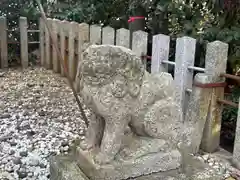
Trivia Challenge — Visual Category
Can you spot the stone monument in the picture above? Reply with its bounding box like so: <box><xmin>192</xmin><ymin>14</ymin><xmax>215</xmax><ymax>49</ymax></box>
<box><xmin>50</xmin><ymin>45</ymin><xmax>221</xmax><ymax>180</ymax></box>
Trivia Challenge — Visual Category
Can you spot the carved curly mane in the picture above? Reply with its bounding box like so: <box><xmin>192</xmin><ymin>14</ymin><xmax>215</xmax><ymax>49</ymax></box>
<box><xmin>80</xmin><ymin>45</ymin><xmax>145</xmax><ymax>97</ymax></box>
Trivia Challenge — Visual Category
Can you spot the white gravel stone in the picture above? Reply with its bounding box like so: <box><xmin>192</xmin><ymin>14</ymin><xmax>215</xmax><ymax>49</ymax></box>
<box><xmin>0</xmin><ymin>67</ymin><xmax>88</xmax><ymax>179</ymax></box>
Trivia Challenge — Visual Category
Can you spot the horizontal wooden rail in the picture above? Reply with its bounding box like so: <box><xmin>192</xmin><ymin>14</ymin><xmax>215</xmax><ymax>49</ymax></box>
<box><xmin>28</xmin><ymin>41</ymin><xmax>40</xmax><ymax>44</ymax></box>
<box><xmin>28</xmin><ymin>30</ymin><xmax>40</xmax><ymax>33</ymax></box>
<box><xmin>220</xmin><ymin>73</ymin><xmax>240</xmax><ymax>82</ymax></box>
<box><xmin>218</xmin><ymin>99</ymin><xmax>239</xmax><ymax>108</ymax></box>
<box><xmin>8</xmin><ymin>41</ymin><xmax>20</xmax><ymax>44</ymax></box>
<box><xmin>7</xmin><ymin>29</ymin><xmax>20</xmax><ymax>32</ymax></box>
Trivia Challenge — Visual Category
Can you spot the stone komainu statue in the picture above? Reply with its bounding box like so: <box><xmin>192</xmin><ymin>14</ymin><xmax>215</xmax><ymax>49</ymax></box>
<box><xmin>77</xmin><ymin>44</ymin><xmax>189</xmax><ymax>165</ymax></box>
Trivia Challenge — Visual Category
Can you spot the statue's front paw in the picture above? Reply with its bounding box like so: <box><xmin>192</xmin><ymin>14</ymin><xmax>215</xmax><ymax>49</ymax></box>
<box><xmin>94</xmin><ymin>153</ymin><xmax>112</xmax><ymax>165</ymax></box>
<box><xmin>79</xmin><ymin>140</ymin><xmax>94</xmax><ymax>150</ymax></box>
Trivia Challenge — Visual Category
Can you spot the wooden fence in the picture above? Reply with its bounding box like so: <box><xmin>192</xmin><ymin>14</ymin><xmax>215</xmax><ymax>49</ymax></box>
<box><xmin>0</xmin><ymin>16</ymin><xmax>40</xmax><ymax>68</ymax></box>
<box><xmin>0</xmin><ymin>16</ymin><xmax>240</xmax><ymax>168</ymax></box>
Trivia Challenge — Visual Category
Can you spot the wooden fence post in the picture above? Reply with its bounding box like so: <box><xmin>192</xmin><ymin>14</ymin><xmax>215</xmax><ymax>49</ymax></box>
<box><xmin>90</xmin><ymin>25</ymin><xmax>102</xmax><ymax>45</ymax></box>
<box><xmin>174</xmin><ymin>36</ymin><xmax>196</xmax><ymax>115</ymax></box>
<box><xmin>116</xmin><ymin>28</ymin><xmax>130</xmax><ymax>49</ymax></box>
<box><xmin>200</xmin><ymin>41</ymin><xmax>228</xmax><ymax>152</ymax></box>
<box><xmin>39</xmin><ymin>17</ymin><xmax>45</xmax><ymax>67</ymax></box>
<box><xmin>52</xmin><ymin>19</ymin><xmax>60</xmax><ymax>73</ymax></box>
<box><xmin>60</xmin><ymin>20</ymin><xmax>68</xmax><ymax>76</ymax></box>
<box><xmin>19</xmin><ymin>17</ymin><xmax>28</xmax><ymax>68</ymax></box>
<box><xmin>75</xmin><ymin>23</ymin><xmax>89</xmax><ymax>92</ymax></box>
<box><xmin>45</xmin><ymin>18</ymin><xmax>52</xmax><ymax>69</ymax></box>
<box><xmin>233</xmin><ymin>98</ymin><xmax>240</xmax><ymax>169</ymax></box>
<box><xmin>68</xmin><ymin>22</ymin><xmax>78</xmax><ymax>80</ymax></box>
<box><xmin>102</xmin><ymin>26</ymin><xmax>115</xmax><ymax>45</ymax></box>
<box><xmin>132</xmin><ymin>30</ymin><xmax>148</xmax><ymax>68</ymax></box>
<box><xmin>151</xmin><ymin>34</ymin><xmax>170</xmax><ymax>73</ymax></box>
<box><xmin>0</xmin><ymin>16</ymin><xmax>8</xmax><ymax>68</ymax></box>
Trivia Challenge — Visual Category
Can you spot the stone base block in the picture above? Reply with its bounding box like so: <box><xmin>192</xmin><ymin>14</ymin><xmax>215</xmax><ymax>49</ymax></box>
<box><xmin>75</xmin><ymin>135</ymin><xmax>182</xmax><ymax>180</ymax></box>
<box><xmin>50</xmin><ymin>154</ymin><xmax>222</xmax><ymax>180</ymax></box>
<box><xmin>50</xmin><ymin>155</ymin><xmax>89</xmax><ymax>180</ymax></box>
<box><xmin>75</xmin><ymin>147</ymin><xmax>181</xmax><ymax>180</ymax></box>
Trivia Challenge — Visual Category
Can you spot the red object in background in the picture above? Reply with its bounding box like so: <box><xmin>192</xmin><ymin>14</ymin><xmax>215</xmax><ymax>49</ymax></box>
<box><xmin>128</xmin><ymin>16</ymin><xmax>145</xmax><ymax>23</ymax></box>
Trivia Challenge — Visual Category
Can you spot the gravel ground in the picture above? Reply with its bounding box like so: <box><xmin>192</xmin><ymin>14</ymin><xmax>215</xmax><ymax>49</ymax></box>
<box><xmin>0</xmin><ymin>67</ymin><xmax>239</xmax><ymax>180</ymax></box>
<box><xmin>0</xmin><ymin>67</ymin><xmax>88</xmax><ymax>180</ymax></box>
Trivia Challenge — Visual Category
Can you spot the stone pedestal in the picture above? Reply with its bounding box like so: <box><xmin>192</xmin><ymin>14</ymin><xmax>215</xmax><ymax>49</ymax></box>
<box><xmin>50</xmin><ymin>154</ymin><xmax>222</xmax><ymax>180</ymax></box>
<box><xmin>50</xmin><ymin>134</ymin><xmax>222</xmax><ymax>180</ymax></box>
<box><xmin>75</xmin><ymin>135</ymin><xmax>182</xmax><ymax>180</ymax></box>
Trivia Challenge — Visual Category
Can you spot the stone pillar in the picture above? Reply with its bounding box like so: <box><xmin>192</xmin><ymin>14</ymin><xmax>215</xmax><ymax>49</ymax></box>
<box><xmin>174</xmin><ymin>36</ymin><xmax>196</xmax><ymax>116</ymax></box>
<box><xmin>184</xmin><ymin>73</ymin><xmax>212</xmax><ymax>154</ymax></box>
<box><xmin>151</xmin><ymin>34</ymin><xmax>170</xmax><ymax>73</ymax></box>
<box><xmin>0</xmin><ymin>16</ymin><xmax>8</xmax><ymax>68</ymax></box>
<box><xmin>232</xmin><ymin>98</ymin><xmax>240</xmax><ymax>169</ymax></box>
<box><xmin>19</xmin><ymin>17</ymin><xmax>28</xmax><ymax>68</ymax></box>
<box><xmin>200</xmin><ymin>41</ymin><xmax>228</xmax><ymax>153</ymax></box>
<box><xmin>116</xmin><ymin>28</ymin><xmax>130</xmax><ymax>49</ymax></box>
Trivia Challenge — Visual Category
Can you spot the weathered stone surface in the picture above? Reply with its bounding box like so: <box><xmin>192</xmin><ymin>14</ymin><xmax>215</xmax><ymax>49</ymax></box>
<box><xmin>49</xmin><ymin>153</ymin><xmax>221</xmax><ymax>180</ymax></box>
<box><xmin>184</xmin><ymin>73</ymin><xmax>213</xmax><ymax>154</ymax></box>
<box><xmin>77</xmin><ymin>44</ymin><xmax>185</xmax><ymax>166</ymax></box>
<box><xmin>232</xmin><ymin>98</ymin><xmax>240</xmax><ymax>169</ymax></box>
<box><xmin>174</xmin><ymin>36</ymin><xmax>196</xmax><ymax>114</ymax></box>
<box><xmin>50</xmin><ymin>155</ymin><xmax>89</xmax><ymax>180</ymax></box>
<box><xmin>76</xmin><ymin>133</ymin><xmax>182</xmax><ymax>180</ymax></box>
<box><xmin>116</xmin><ymin>28</ymin><xmax>130</xmax><ymax>48</ymax></box>
<box><xmin>72</xmin><ymin>44</ymin><xmax>223</xmax><ymax>180</ymax></box>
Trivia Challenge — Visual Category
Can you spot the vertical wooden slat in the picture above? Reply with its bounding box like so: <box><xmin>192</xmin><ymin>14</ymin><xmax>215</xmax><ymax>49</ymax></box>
<box><xmin>116</xmin><ymin>28</ymin><xmax>130</xmax><ymax>48</ymax></box>
<box><xmin>56</xmin><ymin>19</ymin><xmax>61</xmax><ymax>73</ymax></box>
<box><xmin>151</xmin><ymin>34</ymin><xmax>170</xmax><ymax>73</ymax></box>
<box><xmin>75</xmin><ymin>23</ymin><xmax>90</xmax><ymax>92</ymax></box>
<box><xmin>102</xmin><ymin>26</ymin><xmax>115</xmax><ymax>45</ymax></box>
<box><xmin>68</xmin><ymin>22</ymin><xmax>78</xmax><ymax>80</ymax></box>
<box><xmin>19</xmin><ymin>17</ymin><xmax>28</xmax><ymax>68</ymax></box>
<box><xmin>60</xmin><ymin>20</ymin><xmax>68</xmax><ymax>76</ymax></box>
<box><xmin>39</xmin><ymin>17</ymin><xmax>45</xmax><ymax>67</ymax></box>
<box><xmin>45</xmin><ymin>18</ymin><xmax>51</xmax><ymax>69</ymax></box>
<box><xmin>0</xmin><ymin>16</ymin><xmax>8</xmax><ymax>68</ymax></box>
<box><xmin>200</xmin><ymin>41</ymin><xmax>228</xmax><ymax>153</ymax></box>
<box><xmin>52</xmin><ymin>19</ymin><xmax>59</xmax><ymax>73</ymax></box>
<box><xmin>131</xmin><ymin>30</ymin><xmax>148</xmax><ymax>68</ymax></box>
<box><xmin>174</xmin><ymin>36</ymin><xmax>196</xmax><ymax>115</ymax></box>
<box><xmin>90</xmin><ymin>25</ymin><xmax>101</xmax><ymax>45</ymax></box>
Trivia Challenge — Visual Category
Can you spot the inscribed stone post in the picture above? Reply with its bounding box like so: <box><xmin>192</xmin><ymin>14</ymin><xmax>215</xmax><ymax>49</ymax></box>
<box><xmin>90</xmin><ymin>25</ymin><xmax>101</xmax><ymax>45</ymax></box>
<box><xmin>131</xmin><ymin>30</ymin><xmax>148</xmax><ymax>69</ymax></box>
<box><xmin>68</xmin><ymin>22</ymin><xmax>78</xmax><ymax>80</ymax></box>
<box><xmin>102</xmin><ymin>26</ymin><xmax>115</xmax><ymax>45</ymax></box>
<box><xmin>45</xmin><ymin>18</ymin><xmax>52</xmax><ymax>69</ymax></box>
<box><xmin>151</xmin><ymin>34</ymin><xmax>170</xmax><ymax>73</ymax></box>
<box><xmin>39</xmin><ymin>17</ymin><xmax>45</xmax><ymax>67</ymax></box>
<box><xmin>0</xmin><ymin>16</ymin><xmax>8</xmax><ymax>68</ymax></box>
<box><xmin>184</xmin><ymin>73</ymin><xmax>212</xmax><ymax>154</ymax></box>
<box><xmin>116</xmin><ymin>28</ymin><xmax>130</xmax><ymax>49</ymax></box>
<box><xmin>233</xmin><ymin>98</ymin><xmax>240</xmax><ymax>169</ymax></box>
<box><xmin>174</xmin><ymin>36</ymin><xmax>196</xmax><ymax>115</ymax></box>
<box><xmin>75</xmin><ymin>23</ymin><xmax>89</xmax><ymax>92</ymax></box>
<box><xmin>200</xmin><ymin>41</ymin><xmax>228</xmax><ymax>153</ymax></box>
<box><xmin>19</xmin><ymin>17</ymin><xmax>28</xmax><ymax>68</ymax></box>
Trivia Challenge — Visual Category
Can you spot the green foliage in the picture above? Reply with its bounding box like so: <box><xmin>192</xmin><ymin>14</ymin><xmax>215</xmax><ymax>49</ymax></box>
<box><xmin>1</xmin><ymin>0</ymin><xmax>240</xmax><ymax>128</ymax></box>
<box><xmin>0</xmin><ymin>0</ymin><xmax>47</xmax><ymax>65</ymax></box>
